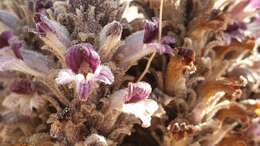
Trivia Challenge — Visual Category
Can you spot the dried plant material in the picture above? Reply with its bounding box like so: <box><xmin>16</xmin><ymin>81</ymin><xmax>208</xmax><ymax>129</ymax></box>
<box><xmin>215</xmin><ymin>104</ymin><xmax>251</xmax><ymax>127</ymax></box>
<box><xmin>2</xmin><ymin>93</ymin><xmax>46</xmax><ymax>117</ymax></box>
<box><xmin>212</xmin><ymin>38</ymin><xmax>255</xmax><ymax>61</ymax></box>
<box><xmin>0</xmin><ymin>0</ymin><xmax>258</xmax><ymax>146</ymax></box>
<box><xmin>99</xmin><ymin>21</ymin><xmax>123</xmax><ymax>61</ymax></box>
<box><xmin>188</xmin><ymin>13</ymin><xmax>229</xmax><ymax>54</ymax></box>
<box><xmin>200</xmin><ymin>122</ymin><xmax>238</xmax><ymax>146</ymax></box>
<box><xmin>216</xmin><ymin>134</ymin><xmax>248</xmax><ymax>146</ymax></box>
<box><xmin>191</xmin><ymin>77</ymin><xmax>246</xmax><ymax>123</ymax></box>
<box><xmin>34</xmin><ymin>13</ymin><xmax>71</xmax><ymax>66</ymax></box>
<box><xmin>197</xmin><ymin>78</ymin><xmax>245</xmax><ymax>101</ymax></box>
<box><xmin>84</xmin><ymin>134</ymin><xmax>108</xmax><ymax>146</ymax></box>
<box><xmin>165</xmin><ymin>48</ymin><xmax>195</xmax><ymax>97</ymax></box>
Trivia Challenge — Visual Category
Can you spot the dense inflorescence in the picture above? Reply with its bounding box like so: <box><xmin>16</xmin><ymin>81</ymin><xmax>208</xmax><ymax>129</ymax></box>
<box><xmin>0</xmin><ymin>0</ymin><xmax>259</xmax><ymax>146</ymax></box>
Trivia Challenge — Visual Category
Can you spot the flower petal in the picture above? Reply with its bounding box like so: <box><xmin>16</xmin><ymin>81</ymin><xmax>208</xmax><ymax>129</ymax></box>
<box><xmin>249</xmin><ymin>0</ymin><xmax>260</xmax><ymax>9</ymax></box>
<box><xmin>76</xmin><ymin>79</ymin><xmax>95</xmax><ymax>101</ymax></box>
<box><xmin>143</xmin><ymin>19</ymin><xmax>159</xmax><ymax>43</ymax></box>
<box><xmin>122</xmin><ymin>99</ymin><xmax>159</xmax><ymax>127</ymax></box>
<box><xmin>55</xmin><ymin>69</ymin><xmax>76</xmax><ymax>85</ymax></box>
<box><xmin>65</xmin><ymin>45</ymin><xmax>84</xmax><ymax>73</ymax></box>
<box><xmin>126</xmin><ymin>82</ymin><xmax>152</xmax><ymax>103</ymax></box>
<box><xmin>81</xmin><ymin>44</ymin><xmax>101</xmax><ymax>72</ymax></box>
<box><xmin>10</xmin><ymin>79</ymin><xmax>35</xmax><ymax>94</ymax></box>
<box><xmin>65</xmin><ymin>43</ymin><xmax>101</xmax><ymax>73</ymax></box>
<box><xmin>94</xmin><ymin>65</ymin><xmax>114</xmax><ymax>85</ymax></box>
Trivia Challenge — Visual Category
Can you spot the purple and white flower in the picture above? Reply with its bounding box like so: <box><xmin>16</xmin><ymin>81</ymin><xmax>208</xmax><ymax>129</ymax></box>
<box><xmin>125</xmin><ymin>82</ymin><xmax>152</xmax><ymax>102</ymax></box>
<box><xmin>65</xmin><ymin>43</ymin><xmax>101</xmax><ymax>73</ymax></box>
<box><xmin>110</xmin><ymin>82</ymin><xmax>158</xmax><ymax>128</ymax></box>
<box><xmin>56</xmin><ymin>43</ymin><xmax>114</xmax><ymax>101</ymax></box>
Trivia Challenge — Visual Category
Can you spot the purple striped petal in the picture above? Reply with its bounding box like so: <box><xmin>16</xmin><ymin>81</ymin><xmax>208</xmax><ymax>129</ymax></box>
<box><xmin>65</xmin><ymin>45</ymin><xmax>84</xmax><ymax>73</ymax></box>
<box><xmin>143</xmin><ymin>19</ymin><xmax>159</xmax><ymax>43</ymax></box>
<box><xmin>81</xmin><ymin>44</ymin><xmax>101</xmax><ymax>72</ymax></box>
<box><xmin>65</xmin><ymin>43</ymin><xmax>101</xmax><ymax>73</ymax></box>
<box><xmin>10</xmin><ymin>79</ymin><xmax>35</xmax><ymax>94</ymax></box>
<box><xmin>94</xmin><ymin>65</ymin><xmax>114</xmax><ymax>85</ymax></box>
<box><xmin>125</xmin><ymin>82</ymin><xmax>152</xmax><ymax>103</ymax></box>
<box><xmin>76</xmin><ymin>80</ymin><xmax>94</xmax><ymax>101</ymax></box>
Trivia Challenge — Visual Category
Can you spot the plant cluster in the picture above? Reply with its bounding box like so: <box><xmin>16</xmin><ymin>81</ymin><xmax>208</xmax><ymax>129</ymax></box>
<box><xmin>0</xmin><ymin>0</ymin><xmax>259</xmax><ymax>146</ymax></box>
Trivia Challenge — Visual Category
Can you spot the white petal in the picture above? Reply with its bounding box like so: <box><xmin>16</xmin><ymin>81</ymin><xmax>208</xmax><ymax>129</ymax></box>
<box><xmin>55</xmin><ymin>69</ymin><xmax>76</xmax><ymax>85</ymax></box>
<box><xmin>94</xmin><ymin>65</ymin><xmax>114</xmax><ymax>85</ymax></box>
<box><xmin>75</xmin><ymin>73</ymin><xmax>85</xmax><ymax>82</ymax></box>
<box><xmin>121</xmin><ymin>99</ymin><xmax>159</xmax><ymax>128</ymax></box>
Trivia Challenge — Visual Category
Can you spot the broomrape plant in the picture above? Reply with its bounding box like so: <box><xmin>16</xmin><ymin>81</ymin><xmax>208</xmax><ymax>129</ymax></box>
<box><xmin>0</xmin><ymin>0</ymin><xmax>259</xmax><ymax>146</ymax></box>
